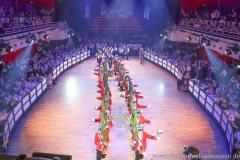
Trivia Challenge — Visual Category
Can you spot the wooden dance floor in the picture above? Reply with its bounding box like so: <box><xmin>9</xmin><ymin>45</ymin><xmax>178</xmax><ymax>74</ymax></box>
<box><xmin>7</xmin><ymin>57</ymin><xmax>228</xmax><ymax>160</ymax></box>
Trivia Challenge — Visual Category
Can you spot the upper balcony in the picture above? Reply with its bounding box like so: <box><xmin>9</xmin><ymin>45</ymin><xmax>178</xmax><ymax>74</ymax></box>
<box><xmin>164</xmin><ymin>19</ymin><xmax>240</xmax><ymax>60</ymax></box>
<box><xmin>0</xmin><ymin>21</ymin><xmax>71</xmax><ymax>55</ymax></box>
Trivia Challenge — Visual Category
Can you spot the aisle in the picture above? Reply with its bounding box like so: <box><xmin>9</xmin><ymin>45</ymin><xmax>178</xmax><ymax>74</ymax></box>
<box><xmin>7</xmin><ymin>57</ymin><xmax>228</xmax><ymax>160</ymax></box>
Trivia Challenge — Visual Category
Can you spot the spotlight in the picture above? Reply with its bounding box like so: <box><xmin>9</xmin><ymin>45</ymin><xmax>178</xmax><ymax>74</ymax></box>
<box><xmin>225</xmin><ymin>48</ymin><xmax>232</xmax><ymax>55</ymax></box>
<box><xmin>43</xmin><ymin>34</ymin><xmax>48</xmax><ymax>39</ymax></box>
<box><xmin>164</xmin><ymin>36</ymin><xmax>167</xmax><ymax>38</ymax></box>
<box><xmin>237</xmin><ymin>62</ymin><xmax>240</xmax><ymax>69</ymax></box>
<box><xmin>206</xmin><ymin>40</ymin><xmax>211</xmax><ymax>46</ymax></box>
<box><xmin>187</xmin><ymin>36</ymin><xmax>192</xmax><ymax>41</ymax></box>
<box><xmin>72</xmin><ymin>33</ymin><xmax>74</xmax><ymax>36</ymax></box>
<box><xmin>25</xmin><ymin>38</ymin><xmax>31</xmax><ymax>44</ymax></box>
<box><xmin>201</xmin><ymin>37</ymin><xmax>207</xmax><ymax>45</ymax></box>
<box><xmin>160</xmin><ymin>33</ymin><xmax>163</xmax><ymax>37</ymax></box>
<box><xmin>30</xmin><ymin>34</ymin><xmax>37</xmax><ymax>42</ymax></box>
<box><xmin>6</xmin><ymin>46</ymin><xmax>13</xmax><ymax>52</ymax></box>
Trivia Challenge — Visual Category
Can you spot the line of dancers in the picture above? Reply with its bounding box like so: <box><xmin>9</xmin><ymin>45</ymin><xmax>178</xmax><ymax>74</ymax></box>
<box><xmin>116</xmin><ymin>61</ymin><xmax>160</xmax><ymax>160</ymax></box>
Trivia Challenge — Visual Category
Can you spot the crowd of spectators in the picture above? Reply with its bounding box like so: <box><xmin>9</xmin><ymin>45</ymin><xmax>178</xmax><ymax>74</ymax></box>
<box><xmin>0</xmin><ymin>5</ymin><xmax>53</xmax><ymax>31</ymax></box>
<box><xmin>147</xmin><ymin>41</ymin><xmax>240</xmax><ymax>135</ymax></box>
<box><xmin>0</xmin><ymin>5</ymin><xmax>53</xmax><ymax>18</ymax></box>
<box><xmin>0</xmin><ymin>36</ymin><xmax>90</xmax><ymax>115</ymax></box>
<box><xmin>167</xmin><ymin>7</ymin><xmax>240</xmax><ymax>33</ymax></box>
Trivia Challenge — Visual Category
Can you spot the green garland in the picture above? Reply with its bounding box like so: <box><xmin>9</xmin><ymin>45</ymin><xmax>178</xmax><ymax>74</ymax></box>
<box><xmin>117</xmin><ymin>63</ymin><xmax>138</xmax><ymax>140</ymax></box>
<box><xmin>99</xmin><ymin>61</ymin><xmax>110</xmax><ymax>143</ymax></box>
<box><xmin>97</xmin><ymin>61</ymin><xmax>139</xmax><ymax>143</ymax></box>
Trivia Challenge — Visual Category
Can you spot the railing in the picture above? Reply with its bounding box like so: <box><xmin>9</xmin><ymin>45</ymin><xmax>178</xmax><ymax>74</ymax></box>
<box><xmin>3</xmin><ymin>51</ymin><xmax>91</xmax><ymax>151</ymax></box>
<box><xmin>144</xmin><ymin>52</ymin><xmax>234</xmax><ymax>154</ymax></box>
<box><xmin>165</xmin><ymin>22</ymin><xmax>240</xmax><ymax>41</ymax></box>
<box><xmin>0</xmin><ymin>16</ymin><xmax>52</xmax><ymax>29</ymax></box>
<box><xmin>0</xmin><ymin>22</ymin><xmax>70</xmax><ymax>37</ymax></box>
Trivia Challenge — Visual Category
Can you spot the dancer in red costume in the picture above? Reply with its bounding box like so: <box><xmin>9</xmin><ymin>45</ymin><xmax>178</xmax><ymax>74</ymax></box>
<box><xmin>132</xmin><ymin>127</ymin><xmax>160</xmax><ymax>160</ymax></box>
<box><xmin>94</xmin><ymin>127</ymin><xmax>110</xmax><ymax>160</ymax></box>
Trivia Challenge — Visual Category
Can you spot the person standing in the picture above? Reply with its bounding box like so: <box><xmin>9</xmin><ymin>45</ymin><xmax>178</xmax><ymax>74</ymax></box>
<box><xmin>139</xmin><ymin>48</ymin><xmax>145</xmax><ymax>64</ymax></box>
<box><xmin>125</xmin><ymin>45</ymin><xmax>130</xmax><ymax>60</ymax></box>
<box><xmin>177</xmin><ymin>70</ymin><xmax>183</xmax><ymax>90</ymax></box>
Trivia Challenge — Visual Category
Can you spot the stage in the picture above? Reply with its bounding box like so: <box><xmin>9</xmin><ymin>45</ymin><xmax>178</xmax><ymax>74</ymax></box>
<box><xmin>7</xmin><ymin>57</ymin><xmax>228</xmax><ymax>160</ymax></box>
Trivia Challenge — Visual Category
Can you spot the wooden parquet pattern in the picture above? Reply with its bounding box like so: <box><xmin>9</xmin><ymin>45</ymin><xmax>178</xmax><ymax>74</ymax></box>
<box><xmin>7</xmin><ymin>57</ymin><xmax>228</xmax><ymax>160</ymax></box>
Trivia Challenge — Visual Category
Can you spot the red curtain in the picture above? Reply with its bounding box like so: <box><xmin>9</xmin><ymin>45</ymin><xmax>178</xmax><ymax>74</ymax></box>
<box><xmin>3</xmin><ymin>48</ymin><xmax>26</xmax><ymax>63</ymax></box>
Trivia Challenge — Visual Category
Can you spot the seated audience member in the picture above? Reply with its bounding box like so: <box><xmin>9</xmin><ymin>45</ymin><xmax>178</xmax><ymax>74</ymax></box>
<box><xmin>20</xmin><ymin>87</ymin><xmax>29</xmax><ymax>98</ymax></box>
<box><xmin>219</xmin><ymin>99</ymin><xmax>230</xmax><ymax>110</ymax></box>
<box><xmin>2</xmin><ymin>18</ymin><xmax>9</xmax><ymax>29</ymax></box>
<box><xmin>19</xmin><ymin>12</ymin><xmax>24</xmax><ymax>17</ymax></box>
<box><xmin>215</xmin><ymin>84</ymin><xmax>224</xmax><ymax>95</ymax></box>
<box><xmin>9</xmin><ymin>20</ymin><xmax>15</xmax><ymax>28</ymax></box>
<box><xmin>214</xmin><ymin>93</ymin><xmax>223</xmax><ymax>106</ymax></box>
<box><xmin>35</xmin><ymin>73</ymin><xmax>43</xmax><ymax>83</ymax></box>
<box><xmin>25</xmin><ymin>17</ymin><xmax>32</xmax><ymax>25</ymax></box>
<box><xmin>206</xmin><ymin>86</ymin><xmax>215</xmax><ymax>95</ymax></box>
<box><xmin>13</xmin><ymin>19</ymin><xmax>19</xmax><ymax>28</ymax></box>
<box><xmin>230</xmin><ymin>116</ymin><xmax>240</xmax><ymax>134</ymax></box>
<box><xmin>0</xmin><ymin>92</ymin><xmax>6</xmax><ymax>105</ymax></box>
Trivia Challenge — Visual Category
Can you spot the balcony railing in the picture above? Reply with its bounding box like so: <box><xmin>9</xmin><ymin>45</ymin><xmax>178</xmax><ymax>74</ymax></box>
<box><xmin>0</xmin><ymin>22</ymin><xmax>69</xmax><ymax>37</ymax></box>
